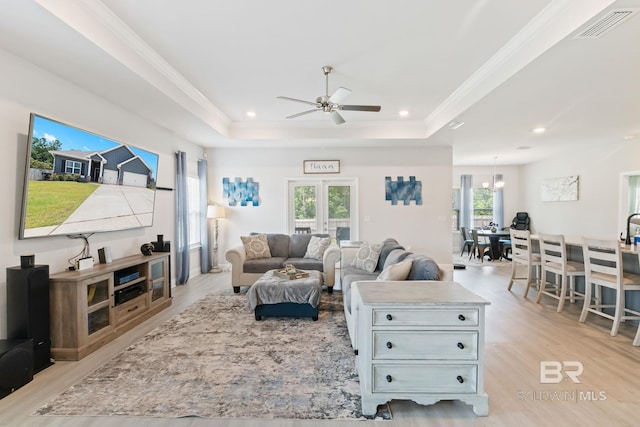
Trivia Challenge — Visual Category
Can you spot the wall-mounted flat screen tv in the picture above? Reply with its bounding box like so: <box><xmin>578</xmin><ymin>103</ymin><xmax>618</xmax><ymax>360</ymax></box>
<box><xmin>19</xmin><ymin>113</ymin><xmax>159</xmax><ymax>239</ymax></box>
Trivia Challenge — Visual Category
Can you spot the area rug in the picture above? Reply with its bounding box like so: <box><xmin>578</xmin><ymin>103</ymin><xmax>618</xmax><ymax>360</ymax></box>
<box><xmin>35</xmin><ymin>292</ymin><xmax>391</xmax><ymax>420</ymax></box>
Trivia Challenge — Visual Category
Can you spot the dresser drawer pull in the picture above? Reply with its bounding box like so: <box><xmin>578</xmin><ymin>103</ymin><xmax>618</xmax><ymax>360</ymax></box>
<box><xmin>386</xmin><ymin>314</ymin><xmax>393</xmax><ymax>321</ymax></box>
<box><xmin>386</xmin><ymin>375</ymin><xmax>393</xmax><ymax>383</ymax></box>
<box><xmin>386</xmin><ymin>341</ymin><xmax>393</xmax><ymax>349</ymax></box>
<box><xmin>456</xmin><ymin>375</ymin><xmax>464</xmax><ymax>384</ymax></box>
<box><xmin>457</xmin><ymin>342</ymin><xmax>464</xmax><ymax>349</ymax></box>
<box><xmin>458</xmin><ymin>314</ymin><xmax>466</xmax><ymax>321</ymax></box>
<box><xmin>128</xmin><ymin>305</ymin><xmax>139</xmax><ymax>312</ymax></box>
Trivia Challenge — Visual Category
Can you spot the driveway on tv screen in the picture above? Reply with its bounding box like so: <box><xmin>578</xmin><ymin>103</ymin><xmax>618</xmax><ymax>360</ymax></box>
<box><xmin>23</xmin><ymin>184</ymin><xmax>155</xmax><ymax>238</ymax></box>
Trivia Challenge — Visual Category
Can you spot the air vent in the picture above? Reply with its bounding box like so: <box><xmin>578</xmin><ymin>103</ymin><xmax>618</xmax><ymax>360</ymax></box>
<box><xmin>574</xmin><ymin>9</ymin><xmax>639</xmax><ymax>39</ymax></box>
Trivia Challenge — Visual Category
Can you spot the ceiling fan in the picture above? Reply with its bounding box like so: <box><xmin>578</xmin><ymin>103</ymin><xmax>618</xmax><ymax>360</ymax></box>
<box><xmin>277</xmin><ymin>66</ymin><xmax>381</xmax><ymax>125</ymax></box>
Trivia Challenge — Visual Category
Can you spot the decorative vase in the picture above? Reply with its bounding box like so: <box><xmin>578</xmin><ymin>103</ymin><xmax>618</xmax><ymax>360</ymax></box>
<box><xmin>140</xmin><ymin>243</ymin><xmax>154</xmax><ymax>256</ymax></box>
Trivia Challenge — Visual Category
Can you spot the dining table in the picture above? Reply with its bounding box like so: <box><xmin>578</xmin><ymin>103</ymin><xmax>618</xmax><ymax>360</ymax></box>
<box><xmin>476</xmin><ymin>229</ymin><xmax>511</xmax><ymax>260</ymax></box>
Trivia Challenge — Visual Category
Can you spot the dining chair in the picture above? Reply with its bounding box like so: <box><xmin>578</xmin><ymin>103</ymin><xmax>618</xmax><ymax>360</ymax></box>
<box><xmin>507</xmin><ymin>229</ymin><xmax>541</xmax><ymax>297</ymax></box>
<box><xmin>460</xmin><ymin>226</ymin><xmax>474</xmax><ymax>256</ymax></box>
<box><xmin>536</xmin><ymin>233</ymin><xmax>585</xmax><ymax>312</ymax></box>
<box><xmin>580</xmin><ymin>237</ymin><xmax>640</xmax><ymax>342</ymax></box>
<box><xmin>498</xmin><ymin>235</ymin><xmax>512</xmax><ymax>260</ymax></box>
<box><xmin>470</xmin><ymin>229</ymin><xmax>492</xmax><ymax>262</ymax></box>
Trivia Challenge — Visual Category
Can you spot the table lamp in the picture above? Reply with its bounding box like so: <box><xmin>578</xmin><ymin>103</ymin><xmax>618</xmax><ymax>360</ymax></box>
<box><xmin>207</xmin><ymin>205</ymin><xmax>226</xmax><ymax>273</ymax></box>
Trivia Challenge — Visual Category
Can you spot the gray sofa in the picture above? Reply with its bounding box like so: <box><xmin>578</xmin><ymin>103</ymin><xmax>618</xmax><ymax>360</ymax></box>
<box><xmin>340</xmin><ymin>238</ymin><xmax>453</xmax><ymax>351</ymax></box>
<box><xmin>225</xmin><ymin>233</ymin><xmax>340</xmax><ymax>294</ymax></box>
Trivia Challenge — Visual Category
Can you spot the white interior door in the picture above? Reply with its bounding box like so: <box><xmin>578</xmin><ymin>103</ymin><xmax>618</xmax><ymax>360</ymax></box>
<box><xmin>287</xmin><ymin>179</ymin><xmax>357</xmax><ymax>242</ymax></box>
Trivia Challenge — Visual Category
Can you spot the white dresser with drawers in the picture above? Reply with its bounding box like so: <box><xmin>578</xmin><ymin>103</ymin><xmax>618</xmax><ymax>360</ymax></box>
<box><xmin>353</xmin><ymin>281</ymin><xmax>490</xmax><ymax>416</ymax></box>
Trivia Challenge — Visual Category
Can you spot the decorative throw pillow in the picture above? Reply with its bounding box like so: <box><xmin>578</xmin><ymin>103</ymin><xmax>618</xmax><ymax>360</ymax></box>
<box><xmin>240</xmin><ymin>234</ymin><xmax>271</xmax><ymax>260</ymax></box>
<box><xmin>351</xmin><ymin>241</ymin><xmax>383</xmax><ymax>273</ymax></box>
<box><xmin>304</xmin><ymin>236</ymin><xmax>331</xmax><ymax>260</ymax></box>
<box><xmin>377</xmin><ymin>259</ymin><xmax>413</xmax><ymax>281</ymax></box>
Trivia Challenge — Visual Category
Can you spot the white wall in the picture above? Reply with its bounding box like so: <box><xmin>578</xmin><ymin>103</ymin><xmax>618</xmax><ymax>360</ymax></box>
<box><xmin>208</xmin><ymin>146</ymin><xmax>454</xmax><ymax>266</ymax></box>
<box><xmin>0</xmin><ymin>48</ymin><xmax>203</xmax><ymax>339</ymax></box>
<box><xmin>520</xmin><ymin>141</ymin><xmax>640</xmax><ymax>239</ymax></box>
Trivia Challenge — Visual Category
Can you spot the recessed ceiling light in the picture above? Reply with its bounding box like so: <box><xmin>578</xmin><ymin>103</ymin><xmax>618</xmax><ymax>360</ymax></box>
<box><xmin>246</xmin><ymin>111</ymin><xmax>256</xmax><ymax>118</ymax></box>
<box><xmin>532</xmin><ymin>127</ymin><xmax>546</xmax><ymax>134</ymax></box>
<box><xmin>399</xmin><ymin>110</ymin><xmax>409</xmax><ymax>117</ymax></box>
<box><xmin>448</xmin><ymin>121</ymin><xmax>464</xmax><ymax>129</ymax></box>
<box><xmin>624</xmin><ymin>135</ymin><xmax>636</xmax><ymax>140</ymax></box>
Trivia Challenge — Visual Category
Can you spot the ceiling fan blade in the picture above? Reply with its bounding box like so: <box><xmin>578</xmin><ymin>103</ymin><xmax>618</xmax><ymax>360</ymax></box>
<box><xmin>339</xmin><ymin>105</ymin><xmax>382</xmax><ymax>112</ymax></box>
<box><xmin>328</xmin><ymin>87</ymin><xmax>351</xmax><ymax>104</ymax></box>
<box><xmin>329</xmin><ymin>111</ymin><xmax>346</xmax><ymax>125</ymax></box>
<box><xmin>286</xmin><ymin>109</ymin><xmax>319</xmax><ymax>119</ymax></box>
<box><xmin>277</xmin><ymin>96</ymin><xmax>319</xmax><ymax>107</ymax></box>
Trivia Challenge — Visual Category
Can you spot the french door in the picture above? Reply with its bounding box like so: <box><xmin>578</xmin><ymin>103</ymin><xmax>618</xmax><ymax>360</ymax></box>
<box><xmin>287</xmin><ymin>179</ymin><xmax>357</xmax><ymax>242</ymax></box>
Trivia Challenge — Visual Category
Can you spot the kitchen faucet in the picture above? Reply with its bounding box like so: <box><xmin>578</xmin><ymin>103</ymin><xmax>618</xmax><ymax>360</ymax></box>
<box><xmin>625</xmin><ymin>213</ymin><xmax>640</xmax><ymax>245</ymax></box>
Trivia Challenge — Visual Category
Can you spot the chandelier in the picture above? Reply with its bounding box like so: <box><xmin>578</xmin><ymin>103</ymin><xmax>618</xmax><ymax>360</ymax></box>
<box><xmin>482</xmin><ymin>156</ymin><xmax>504</xmax><ymax>192</ymax></box>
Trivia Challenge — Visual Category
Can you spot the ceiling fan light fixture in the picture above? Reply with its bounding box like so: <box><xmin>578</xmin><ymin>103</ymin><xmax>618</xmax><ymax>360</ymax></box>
<box><xmin>277</xmin><ymin>65</ymin><xmax>381</xmax><ymax>124</ymax></box>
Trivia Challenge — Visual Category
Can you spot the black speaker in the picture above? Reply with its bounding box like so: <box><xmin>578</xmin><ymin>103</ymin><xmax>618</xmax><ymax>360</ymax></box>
<box><xmin>152</xmin><ymin>240</ymin><xmax>171</xmax><ymax>252</ymax></box>
<box><xmin>6</xmin><ymin>265</ymin><xmax>52</xmax><ymax>373</ymax></box>
<box><xmin>0</xmin><ymin>339</ymin><xmax>33</xmax><ymax>398</ymax></box>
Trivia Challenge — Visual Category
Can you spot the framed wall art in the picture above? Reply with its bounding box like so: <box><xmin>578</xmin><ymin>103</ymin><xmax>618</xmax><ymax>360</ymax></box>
<box><xmin>303</xmin><ymin>160</ymin><xmax>340</xmax><ymax>174</ymax></box>
<box><xmin>223</xmin><ymin>177</ymin><xmax>260</xmax><ymax>206</ymax></box>
<box><xmin>541</xmin><ymin>175</ymin><xmax>579</xmax><ymax>202</ymax></box>
<box><xmin>385</xmin><ymin>176</ymin><xmax>423</xmax><ymax>205</ymax></box>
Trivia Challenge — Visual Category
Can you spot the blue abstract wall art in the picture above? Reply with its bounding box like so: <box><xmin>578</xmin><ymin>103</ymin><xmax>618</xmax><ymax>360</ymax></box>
<box><xmin>385</xmin><ymin>176</ymin><xmax>422</xmax><ymax>205</ymax></box>
<box><xmin>223</xmin><ymin>177</ymin><xmax>260</xmax><ymax>206</ymax></box>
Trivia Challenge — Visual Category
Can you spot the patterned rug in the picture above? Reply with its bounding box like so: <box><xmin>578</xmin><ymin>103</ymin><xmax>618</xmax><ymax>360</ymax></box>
<box><xmin>35</xmin><ymin>292</ymin><xmax>391</xmax><ymax>420</ymax></box>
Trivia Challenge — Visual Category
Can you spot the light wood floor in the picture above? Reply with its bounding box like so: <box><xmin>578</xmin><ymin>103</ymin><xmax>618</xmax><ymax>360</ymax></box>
<box><xmin>2</xmin><ymin>257</ymin><xmax>639</xmax><ymax>427</ymax></box>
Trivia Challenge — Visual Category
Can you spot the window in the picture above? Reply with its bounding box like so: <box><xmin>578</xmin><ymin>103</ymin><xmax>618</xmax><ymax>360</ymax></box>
<box><xmin>458</xmin><ymin>174</ymin><xmax>502</xmax><ymax>231</ymax></box>
<box><xmin>288</xmin><ymin>179</ymin><xmax>357</xmax><ymax>242</ymax></box>
<box><xmin>64</xmin><ymin>160</ymin><xmax>82</xmax><ymax>175</ymax></box>
<box><xmin>452</xmin><ymin>188</ymin><xmax>460</xmax><ymax>230</ymax></box>
<box><xmin>620</xmin><ymin>173</ymin><xmax>640</xmax><ymax>238</ymax></box>
<box><xmin>473</xmin><ymin>188</ymin><xmax>494</xmax><ymax>229</ymax></box>
<box><xmin>628</xmin><ymin>175</ymin><xmax>640</xmax><ymax>214</ymax></box>
<box><xmin>187</xmin><ymin>176</ymin><xmax>201</xmax><ymax>247</ymax></box>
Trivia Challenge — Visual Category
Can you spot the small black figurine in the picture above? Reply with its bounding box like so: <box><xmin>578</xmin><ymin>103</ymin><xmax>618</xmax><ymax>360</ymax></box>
<box><xmin>140</xmin><ymin>243</ymin><xmax>154</xmax><ymax>256</ymax></box>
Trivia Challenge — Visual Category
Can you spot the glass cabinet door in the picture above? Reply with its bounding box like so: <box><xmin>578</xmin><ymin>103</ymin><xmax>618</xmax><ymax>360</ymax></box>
<box><xmin>85</xmin><ymin>273</ymin><xmax>113</xmax><ymax>336</ymax></box>
<box><xmin>149</xmin><ymin>258</ymin><xmax>167</xmax><ymax>304</ymax></box>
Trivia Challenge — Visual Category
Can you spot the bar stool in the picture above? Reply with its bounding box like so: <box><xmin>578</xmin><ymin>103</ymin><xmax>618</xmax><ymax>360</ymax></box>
<box><xmin>507</xmin><ymin>229</ymin><xmax>541</xmax><ymax>297</ymax></box>
<box><xmin>580</xmin><ymin>237</ymin><xmax>640</xmax><ymax>340</ymax></box>
<box><xmin>536</xmin><ymin>233</ymin><xmax>585</xmax><ymax>312</ymax></box>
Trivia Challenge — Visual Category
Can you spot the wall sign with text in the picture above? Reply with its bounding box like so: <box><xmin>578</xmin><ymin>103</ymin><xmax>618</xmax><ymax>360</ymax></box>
<box><xmin>303</xmin><ymin>160</ymin><xmax>340</xmax><ymax>174</ymax></box>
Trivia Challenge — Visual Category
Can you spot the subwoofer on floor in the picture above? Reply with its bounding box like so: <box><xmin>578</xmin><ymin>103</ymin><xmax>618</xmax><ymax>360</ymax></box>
<box><xmin>0</xmin><ymin>339</ymin><xmax>34</xmax><ymax>399</ymax></box>
<box><xmin>6</xmin><ymin>265</ymin><xmax>53</xmax><ymax>373</ymax></box>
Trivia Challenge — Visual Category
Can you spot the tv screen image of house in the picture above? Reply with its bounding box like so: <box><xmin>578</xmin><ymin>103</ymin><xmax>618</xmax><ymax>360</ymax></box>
<box><xmin>19</xmin><ymin>113</ymin><xmax>160</xmax><ymax>239</ymax></box>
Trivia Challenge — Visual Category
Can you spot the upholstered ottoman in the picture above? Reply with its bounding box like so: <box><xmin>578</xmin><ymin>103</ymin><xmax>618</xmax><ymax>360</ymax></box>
<box><xmin>247</xmin><ymin>270</ymin><xmax>323</xmax><ymax>321</ymax></box>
